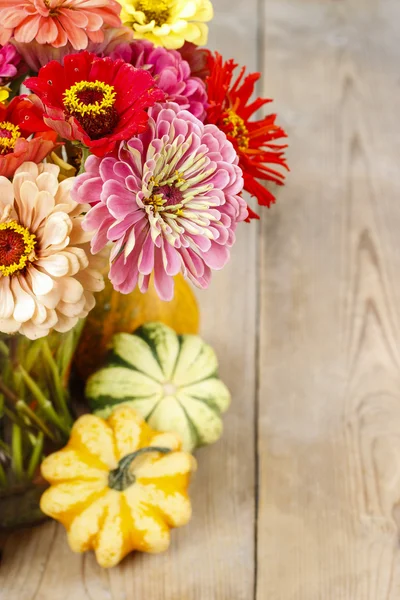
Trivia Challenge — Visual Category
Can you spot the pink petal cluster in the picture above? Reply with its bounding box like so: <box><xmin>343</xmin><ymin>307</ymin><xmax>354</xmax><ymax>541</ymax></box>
<box><xmin>72</xmin><ymin>103</ymin><xmax>248</xmax><ymax>301</ymax></box>
<box><xmin>111</xmin><ymin>40</ymin><xmax>208</xmax><ymax>121</ymax></box>
<box><xmin>0</xmin><ymin>0</ymin><xmax>122</xmax><ymax>50</ymax></box>
<box><xmin>0</xmin><ymin>43</ymin><xmax>24</xmax><ymax>85</ymax></box>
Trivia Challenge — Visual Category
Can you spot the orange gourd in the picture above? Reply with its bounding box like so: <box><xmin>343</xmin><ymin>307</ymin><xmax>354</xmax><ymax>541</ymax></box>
<box><xmin>75</xmin><ymin>274</ymin><xmax>200</xmax><ymax>379</ymax></box>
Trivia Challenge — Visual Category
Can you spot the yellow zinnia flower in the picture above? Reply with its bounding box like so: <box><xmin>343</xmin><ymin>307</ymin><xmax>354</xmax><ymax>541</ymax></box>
<box><xmin>118</xmin><ymin>0</ymin><xmax>213</xmax><ymax>49</ymax></box>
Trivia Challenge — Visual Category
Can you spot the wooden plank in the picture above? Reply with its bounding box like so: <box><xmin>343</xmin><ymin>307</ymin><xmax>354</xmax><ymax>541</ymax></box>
<box><xmin>0</xmin><ymin>1</ymin><xmax>259</xmax><ymax>597</ymax></box>
<box><xmin>257</xmin><ymin>0</ymin><xmax>400</xmax><ymax>598</ymax></box>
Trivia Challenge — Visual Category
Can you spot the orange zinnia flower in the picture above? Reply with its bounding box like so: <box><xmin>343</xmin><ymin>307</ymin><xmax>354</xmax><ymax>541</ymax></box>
<box><xmin>206</xmin><ymin>52</ymin><xmax>289</xmax><ymax>220</ymax></box>
<box><xmin>0</xmin><ymin>0</ymin><xmax>122</xmax><ymax>50</ymax></box>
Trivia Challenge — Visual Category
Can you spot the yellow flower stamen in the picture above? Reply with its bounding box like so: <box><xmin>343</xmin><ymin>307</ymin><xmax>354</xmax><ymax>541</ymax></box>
<box><xmin>136</xmin><ymin>0</ymin><xmax>170</xmax><ymax>25</ymax></box>
<box><xmin>223</xmin><ymin>109</ymin><xmax>249</xmax><ymax>150</ymax></box>
<box><xmin>63</xmin><ymin>80</ymin><xmax>117</xmax><ymax>117</ymax></box>
<box><xmin>147</xmin><ymin>193</ymin><xmax>166</xmax><ymax>209</ymax></box>
<box><xmin>174</xmin><ymin>171</ymin><xmax>186</xmax><ymax>185</ymax></box>
<box><xmin>0</xmin><ymin>221</ymin><xmax>36</xmax><ymax>277</ymax></box>
<box><xmin>0</xmin><ymin>121</ymin><xmax>21</xmax><ymax>155</ymax></box>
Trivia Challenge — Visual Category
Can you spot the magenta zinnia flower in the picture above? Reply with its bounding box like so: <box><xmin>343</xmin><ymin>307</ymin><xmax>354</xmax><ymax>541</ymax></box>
<box><xmin>111</xmin><ymin>40</ymin><xmax>208</xmax><ymax>121</ymax></box>
<box><xmin>72</xmin><ymin>103</ymin><xmax>247</xmax><ymax>301</ymax></box>
<box><xmin>0</xmin><ymin>43</ymin><xmax>24</xmax><ymax>85</ymax></box>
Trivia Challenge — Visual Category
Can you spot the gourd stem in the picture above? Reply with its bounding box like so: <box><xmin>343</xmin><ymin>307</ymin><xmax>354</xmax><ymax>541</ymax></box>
<box><xmin>108</xmin><ymin>446</ymin><xmax>171</xmax><ymax>492</ymax></box>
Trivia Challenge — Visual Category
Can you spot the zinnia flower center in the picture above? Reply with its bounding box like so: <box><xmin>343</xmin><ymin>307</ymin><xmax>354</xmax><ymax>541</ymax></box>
<box><xmin>0</xmin><ymin>221</ymin><xmax>36</xmax><ymax>277</ymax></box>
<box><xmin>146</xmin><ymin>172</ymin><xmax>186</xmax><ymax>214</ymax></box>
<box><xmin>153</xmin><ymin>184</ymin><xmax>184</xmax><ymax>206</ymax></box>
<box><xmin>0</xmin><ymin>121</ymin><xmax>21</xmax><ymax>155</ymax></box>
<box><xmin>136</xmin><ymin>0</ymin><xmax>170</xmax><ymax>26</ymax></box>
<box><xmin>63</xmin><ymin>80</ymin><xmax>119</xmax><ymax>140</ymax></box>
<box><xmin>222</xmin><ymin>109</ymin><xmax>249</xmax><ymax>150</ymax></box>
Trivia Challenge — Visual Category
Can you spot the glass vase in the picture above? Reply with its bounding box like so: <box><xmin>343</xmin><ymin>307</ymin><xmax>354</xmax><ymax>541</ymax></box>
<box><xmin>0</xmin><ymin>323</ymin><xmax>83</xmax><ymax>530</ymax></box>
<box><xmin>75</xmin><ymin>273</ymin><xmax>200</xmax><ymax>380</ymax></box>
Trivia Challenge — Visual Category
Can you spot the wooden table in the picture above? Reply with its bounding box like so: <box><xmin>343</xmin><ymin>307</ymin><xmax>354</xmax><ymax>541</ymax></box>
<box><xmin>2</xmin><ymin>0</ymin><xmax>400</xmax><ymax>597</ymax></box>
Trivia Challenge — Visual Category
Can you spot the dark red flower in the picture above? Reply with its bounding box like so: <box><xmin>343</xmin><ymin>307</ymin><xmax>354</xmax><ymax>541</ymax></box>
<box><xmin>206</xmin><ymin>53</ymin><xmax>288</xmax><ymax>220</ymax></box>
<box><xmin>25</xmin><ymin>51</ymin><xmax>165</xmax><ymax>157</ymax></box>
<box><xmin>178</xmin><ymin>42</ymin><xmax>211</xmax><ymax>81</ymax></box>
<box><xmin>0</xmin><ymin>95</ymin><xmax>57</xmax><ymax>178</ymax></box>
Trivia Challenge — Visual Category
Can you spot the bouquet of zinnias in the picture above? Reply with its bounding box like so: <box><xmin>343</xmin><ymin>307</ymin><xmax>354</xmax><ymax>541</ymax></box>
<box><xmin>0</xmin><ymin>0</ymin><xmax>288</xmax><ymax>558</ymax></box>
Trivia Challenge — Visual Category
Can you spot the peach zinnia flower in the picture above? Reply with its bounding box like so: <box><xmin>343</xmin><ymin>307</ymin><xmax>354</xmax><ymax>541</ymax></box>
<box><xmin>0</xmin><ymin>161</ymin><xmax>105</xmax><ymax>340</ymax></box>
<box><xmin>0</xmin><ymin>0</ymin><xmax>122</xmax><ymax>50</ymax></box>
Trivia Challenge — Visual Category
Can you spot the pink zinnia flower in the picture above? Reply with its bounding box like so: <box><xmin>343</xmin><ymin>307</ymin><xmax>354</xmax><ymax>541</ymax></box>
<box><xmin>72</xmin><ymin>103</ymin><xmax>248</xmax><ymax>301</ymax></box>
<box><xmin>0</xmin><ymin>0</ymin><xmax>122</xmax><ymax>50</ymax></box>
<box><xmin>111</xmin><ymin>40</ymin><xmax>208</xmax><ymax>121</ymax></box>
<box><xmin>0</xmin><ymin>43</ymin><xmax>24</xmax><ymax>85</ymax></box>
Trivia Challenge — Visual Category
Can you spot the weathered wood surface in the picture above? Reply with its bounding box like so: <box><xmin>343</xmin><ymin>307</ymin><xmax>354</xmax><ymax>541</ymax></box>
<box><xmin>257</xmin><ymin>0</ymin><xmax>400</xmax><ymax>598</ymax></box>
<box><xmin>2</xmin><ymin>0</ymin><xmax>400</xmax><ymax>598</ymax></box>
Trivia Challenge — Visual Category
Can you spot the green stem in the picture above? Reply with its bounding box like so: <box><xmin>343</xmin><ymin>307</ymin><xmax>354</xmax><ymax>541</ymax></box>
<box><xmin>18</xmin><ymin>366</ymin><xmax>71</xmax><ymax>438</ymax></box>
<box><xmin>16</xmin><ymin>400</ymin><xmax>57</xmax><ymax>442</ymax></box>
<box><xmin>9</xmin><ymin>335</ymin><xmax>19</xmax><ymax>368</ymax></box>
<box><xmin>58</xmin><ymin>320</ymin><xmax>85</xmax><ymax>387</ymax></box>
<box><xmin>0</xmin><ymin>378</ymin><xmax>19</xmax><ymax>405</ymax></box>
<box><xmin>4</xmin><ymin>406</ymin><xmax>37</xmax><ymax>436</ymax></box>
<box><xmin>24</xmin><ymin>339</ymin><xmax>43</xmax><ymax>374</ymax></box>
<box><xmin>78</xmin><ymin>146</ymin><xmax>90</xmax><ymax>175</ymax></box>
<box><xmin>11</xmin><ymin>424</ymin><xmax>24</xmax><ymax>481</ymax></box>
<box><xmin>108</xmin><ymin>447</ymin><xmax>172</xmax><ymax>491</ymax></box>
<box><xmin>0</xmin><ymin>438</ymin><xmax>11</xmax><ymax>457</ymax></box>
<box><xmin>27</xmin><ymin>432</ymin><xmax>44</xmax><ymax>480</ymax></box>
<box><xmin>0</xmin><ymin>462</ymin><xmax>7</xmax><ymax>487</ymax></box>
<box><xmin>0</xmin><ymin>340</ymin><xmax>9</xmax><ymax>358</ymax></box>
<box><xmin>41</xmin><ymin>339</ymin><xmax>72</xmax><ymax>425</ymax></box>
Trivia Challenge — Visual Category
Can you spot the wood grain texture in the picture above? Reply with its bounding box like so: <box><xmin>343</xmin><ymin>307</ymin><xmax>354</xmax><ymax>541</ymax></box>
<box><xmin>257</xmin><ymin>0</ymin><xmax>400</xmax><ymax>598</ymax></box>
<box><xmin>0</xmin><ymin>1</ymin><xmax>259</xmax><ymax>599</ymax></box>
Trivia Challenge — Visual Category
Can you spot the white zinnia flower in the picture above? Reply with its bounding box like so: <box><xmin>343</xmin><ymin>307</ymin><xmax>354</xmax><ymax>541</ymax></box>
<box><xmin>0</xmin><ymin>161</ymin><xmax>104</xmax><ymax>339</ymax></box>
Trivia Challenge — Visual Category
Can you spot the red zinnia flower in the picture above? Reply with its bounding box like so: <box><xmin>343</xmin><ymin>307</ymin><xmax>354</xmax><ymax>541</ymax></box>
<box><xmin>0</xmin><ymin>96</ymin><xmax>57</xmax><ymax>178</ymax></box>
<box><xmin>206</xmin><ymin>53</ymin><xmax>288</xmax><ymax>220</ymax></box>
<box><xmin>25</xmin><ymin>51</ymin><xmax>165</xmax><ymax>157</ymax></box>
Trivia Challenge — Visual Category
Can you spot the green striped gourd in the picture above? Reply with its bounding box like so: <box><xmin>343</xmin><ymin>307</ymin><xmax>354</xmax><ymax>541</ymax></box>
<box><xmin>86</xmin><ymin>322</ymin><xmax>231</xmax><ymax>451</ymax></box>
